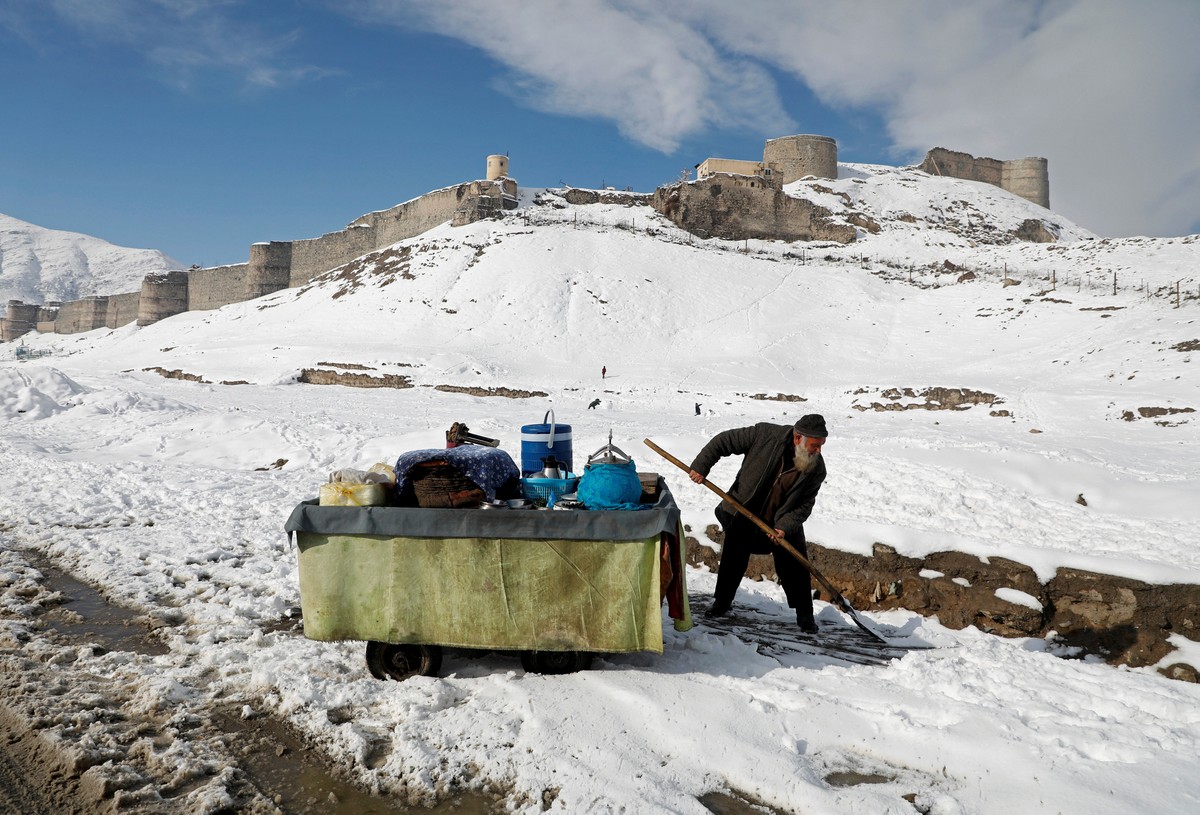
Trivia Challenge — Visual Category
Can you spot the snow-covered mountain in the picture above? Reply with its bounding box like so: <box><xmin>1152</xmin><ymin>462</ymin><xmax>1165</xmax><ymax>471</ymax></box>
<box><xmin>0</xmin><ymin>212</ymin><xmax>183</xmax><ymax>305</ymax></box>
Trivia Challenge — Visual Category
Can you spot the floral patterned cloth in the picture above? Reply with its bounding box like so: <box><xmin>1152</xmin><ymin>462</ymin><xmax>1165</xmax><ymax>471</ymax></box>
<box><xmin>394</xmin><ymin>446</ymin><xmax>520</xmax><ymax>502</ymax></box>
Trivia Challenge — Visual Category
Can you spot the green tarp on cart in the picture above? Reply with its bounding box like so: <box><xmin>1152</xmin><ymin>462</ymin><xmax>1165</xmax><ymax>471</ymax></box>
<box><xmin>285</xmin><ymin>482</ymin><xmax>690</xmax><ymax>654</ymax></box>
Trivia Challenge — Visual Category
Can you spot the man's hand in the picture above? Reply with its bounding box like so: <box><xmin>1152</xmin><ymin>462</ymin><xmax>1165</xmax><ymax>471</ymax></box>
<box><xmin>689</xmin><ymin>469</ymin><xmax>705</xmax><ymax>484</ymax></box>
<box><xmin>770</xmin><ymin>528</ymin><xmax>786</xmax><ymax>545</ymax></box>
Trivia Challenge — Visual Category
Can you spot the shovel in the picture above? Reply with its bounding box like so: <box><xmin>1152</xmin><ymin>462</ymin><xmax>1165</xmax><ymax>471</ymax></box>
<box><xmin>644</xmin><ymin>438</ymin><xmax>888</xmax><ymax>644</ymax></box>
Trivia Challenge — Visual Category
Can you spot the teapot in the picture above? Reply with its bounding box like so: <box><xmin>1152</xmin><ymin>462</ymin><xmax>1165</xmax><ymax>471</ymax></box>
<box><xmin>540</xmin><ymin>456</ymin><xmax>564</xmax><ymax>479</ymax></box>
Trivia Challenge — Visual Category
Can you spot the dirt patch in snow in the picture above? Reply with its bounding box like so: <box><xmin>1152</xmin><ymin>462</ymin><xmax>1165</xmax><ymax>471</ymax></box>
<box><xmin>850</xmin><ymin>386</ymin><xmax>1003</xmax><ymax>412</ymax></box>
<box><xmin>432</xmin><ymin>385</ymin><xmax>550</xmax><ymax>399</ymax></box>
<box><xmin>138</xmin><ymin>367</ymin><xmax>250</xmax><ymax>386</ymax></box>
<box><xmin>1120</xmin><ymin>406</ymin><xmax>1195</xmax><ymax>425</ymax></box>
<box><xmin>741</xmin><ymin>392</ymin><xmax>807</xmax><ymax>402</ymax></box>
<box><xmin>298</xmin><ymin>369</ymin><xmax>414</xmax><ymax>389</ymax></box>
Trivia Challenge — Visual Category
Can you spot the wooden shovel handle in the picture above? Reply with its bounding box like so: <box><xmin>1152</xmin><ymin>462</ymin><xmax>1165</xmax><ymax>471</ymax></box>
<box><xmin>642</xmin><ymin>438</ymin><xmax>862</xmax><ymax>618</ymax></box>
<box><xmin>644</xmin><ymin>438</ymin><xmax>887</xmax><ymax>643</ymax></box>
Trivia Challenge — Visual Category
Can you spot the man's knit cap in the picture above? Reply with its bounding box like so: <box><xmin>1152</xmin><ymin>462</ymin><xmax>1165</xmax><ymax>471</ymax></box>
<box><xmin>793</xmin><ymin>414</ymin><xmax>828</xmax><ymax>438</ymax></box>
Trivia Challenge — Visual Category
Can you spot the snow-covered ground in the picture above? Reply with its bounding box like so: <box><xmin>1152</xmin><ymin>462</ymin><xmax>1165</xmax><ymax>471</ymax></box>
<box><xmin>2</xmin><ymin>167</ymin><xmax>1198</xmax><ymax>813</ymax></box>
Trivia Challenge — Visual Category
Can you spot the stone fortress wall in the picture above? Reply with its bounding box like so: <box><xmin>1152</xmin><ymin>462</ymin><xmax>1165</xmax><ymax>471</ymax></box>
<box><xmin>656</xmin><ymin>136</ymin><xmax>1050</xmax><ymax>248</ymax></box>
<box><xmin>670</xmin><ymin>134</ymin><xmax>849</xmax><ymax>242</ymax></box>
<box><xmin>2</xmin><ymin>171</ymin><xmax>517</xmax><ymax>341</ymax></box>
<box><xmin>3</xmin><ymin>301</ymin><xmax>39</xmax><ymax>342</ymax></box>
<box><xmin>2</xmin><ymin>142</ymin><xmax>1050</xmax><ymax>342</ymax></box>
<box><xmin>695</xmin><ymin>133</ymin><xmax>839</xmax><ymax>189</ymax></box>
<box><xmin>186</xmin><ymin>264</ymin><xmax>250</xmax><ymax>312</ymax></box>
<box><xmin>921</xmin><ymin>147</ymin><xmax>1050</xmax><ymax>209</ymax></box>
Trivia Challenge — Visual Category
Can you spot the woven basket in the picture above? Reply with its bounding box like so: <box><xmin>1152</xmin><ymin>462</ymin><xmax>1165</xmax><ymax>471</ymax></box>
<box><xmin>406</xmin><ymin>461</ymin><xmax>486</xmax><ymax>508</ymax></box>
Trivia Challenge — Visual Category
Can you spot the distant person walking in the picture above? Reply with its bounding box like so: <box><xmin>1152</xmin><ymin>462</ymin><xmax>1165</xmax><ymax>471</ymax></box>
<box><xmin>602</xmin><ymin>366</ymin><xmax>607</xmax><ymax>380</ymax></box>
<box><xmin>588</xmin><ymin>398</ymin><xmax>601</xmax><ymax>409</ymax></box>
<box><xmin>695</xmin><ymin>403</ymin><xmax>702</xmax><ymax>416</ymax></box>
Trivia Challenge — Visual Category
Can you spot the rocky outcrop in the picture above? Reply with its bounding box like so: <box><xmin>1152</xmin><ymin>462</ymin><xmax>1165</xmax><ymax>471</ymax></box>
<box><xmin>687</xmin><ymin>528</ymin><xmax>1198</xmax><ymax>680</ymax></box>
<box><xmin>432</xmin><ymin>385</ymin><xmax>549</xmax><ymax>398</ymax></box>
<box><xmin>297</xmin><ymin>369</ymin><xmax>413</xmax><ymax>388</ymax></box>
<box><xmin>851</xmin><ymin>386</ymin><xmax>1003</xmax><ymax>413</ymax></box>
<box><xmin>1013</xmin><ymin>218</ymin><xmax>1058</xmax><ymax>243</ymax></box>
<box><xmin>560</xmin><ymin>189</ymin><xmax>650</xmax><ymax>207</ymax></box>
<box><xmin>651</xmin><ymin>180</ymin><xmax>856</xmax><ymax>244</ymax></box>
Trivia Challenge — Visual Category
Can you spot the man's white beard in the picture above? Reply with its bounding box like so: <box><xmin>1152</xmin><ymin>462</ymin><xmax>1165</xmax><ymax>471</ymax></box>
<box><xmin>793</xmin><ymin>445</ymin><xmax>820</xmax><ymax>473</ymax></box>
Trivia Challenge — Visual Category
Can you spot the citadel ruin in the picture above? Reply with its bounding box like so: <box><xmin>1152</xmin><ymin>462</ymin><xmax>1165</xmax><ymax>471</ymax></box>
<box><xmin>2</xmin><ymin>138</ymin><xmax>1050</xmax><ymax>343</ymax></box>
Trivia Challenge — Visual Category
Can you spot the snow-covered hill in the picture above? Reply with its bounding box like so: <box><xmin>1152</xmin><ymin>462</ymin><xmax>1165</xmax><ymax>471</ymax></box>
<box><xmin>2</xmin><ymin>163</ymin><xmax>1199</xmax><ymax>814</ymax></box>
<box><xmin>792</xmin><ymin>164</ymin><xmax>1198</xmax><ymax>295</ymax></box>
<box><xmin>792</xmin><ymin>162</ymin><xmax>1096</xmax><ymax>246</ymax></box>
<box><xmin>7</xmin><ymin>166</ymin><xmax>1199</xmax><ymax>574</ymax></box>
<box><xmin>0</xmin><ymin>212</ymin><xmax>183</xmax><ymax>305</ymax></box>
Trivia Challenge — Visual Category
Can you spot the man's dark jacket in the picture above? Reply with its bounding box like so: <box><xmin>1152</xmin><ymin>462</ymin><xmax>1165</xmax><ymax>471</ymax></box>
<box><xmin>689</xmin><ymin>422</ymin><xmax>826</xmax><ymax>544</ymax></box>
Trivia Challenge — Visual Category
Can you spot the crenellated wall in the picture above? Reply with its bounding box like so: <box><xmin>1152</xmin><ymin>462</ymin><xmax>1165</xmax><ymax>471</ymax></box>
<box><xmin>289</xmin><ymin>227</ymin><xmax>378</xmax><ymax>287</ymax></box>
<box><xmin>245</xmin><ymin>242</ymin><xmax>293</xmax><ymax>301</ymax></box>
<box><xmin>922</xmin><ymin>147</ymin><xmax>1050</xmax><ymax>208</ymax></box>
<box><xmin>105</xmin><ymin>292</ymin><xmax>141</xmax><ymax>329</ymax></box>
<box><xmin>2</xmin><ymin>301</ymin><xmax>39</xmax><ymax>342</ymax></box>
<box><xmin>0</xmin><ymin>148</ymin><xmax>1050</xmax><ymax>344</ymax></box>
<box><xmin>0</xmin><ymin>177</ymin><xmax>517</xmax><ymax>341</ymax></box>
<box><xmin>56</xmin><ymin>296</ymin><xmax>110</xmax><ymax>334</ymax></box>
<box><xmin>138</xmin><ymin>271</ymin><xmax>189</xmax><ymax>327</ymax></box>
<box><xmin>356</xmin><ymin>181</ymin><xmax>515</xmax><ymax>247</ymax></box>
<box><xmin>354</xmin><ymin>185</ymin><xmax>466</xmax><ymax>247</ymax></box>
<box><xmin>188</xmin><ymin>264</ymin><xmax>249</xmax><ymax>311</ymax></box>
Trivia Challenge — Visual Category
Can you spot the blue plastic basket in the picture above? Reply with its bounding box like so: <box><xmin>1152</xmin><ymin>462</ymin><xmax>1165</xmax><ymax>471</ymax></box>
<box><xmin>521</xmin><ymin>475</ymin><xmax>579</xmax><ymax>504</ymax></box>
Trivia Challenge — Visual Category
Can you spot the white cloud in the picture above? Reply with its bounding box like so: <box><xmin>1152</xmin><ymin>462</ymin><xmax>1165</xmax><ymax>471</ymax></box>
<box><xmin>12</xmin><ymin>0</ymin><xmax>1197</xmax><ymax>236</ymax></box>
<box><xmin>42</xmin><ymin>0</ymin><xmax>335</xmax><ymax>91</ymax></box>
<box><xmin>346</xmin><ymin>0</ymin><xmax>795</xmax><ymax>152</ymax></box>
<box><xmin>359</xmin><ymin>0</ymin><xmax>1200</xmax><ymax>237</ymax></box>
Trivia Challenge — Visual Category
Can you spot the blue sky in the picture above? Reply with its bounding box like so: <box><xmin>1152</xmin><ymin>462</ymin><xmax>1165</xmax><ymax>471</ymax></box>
<box><xmin>2</xmin><ymin>0</ymin><xmax>1198</xmax><ymax>268</ymax></box>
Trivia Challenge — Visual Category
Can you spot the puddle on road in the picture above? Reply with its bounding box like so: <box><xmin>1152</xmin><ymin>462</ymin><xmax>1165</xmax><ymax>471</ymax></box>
<box><xmin>824</xmin><ymin>770</ymin><xmax>894</xmax><ymax>787</ymax></box>
<box><xmin>213</xmin><ymin>709</ymin><xmax>501</xmax><ymax>815</ymax></box>
<box><xmin>699</xmin><ymin>772</ymin><xmax>898</xmax><ymax>814</ymax></box>
<box><xmin>27</xmin><ymin>554</ymin><xmax>501</xmax><ymax>815</ymax></box>
<box><xmin>699</xmin><ymin>789</ymin><xmax>790</xmax><ymax>815</ymax></box>
<box><xmin>38</xmin><ymin>560</ymin><xmax>169</xmax><ymax>656</ymax></box>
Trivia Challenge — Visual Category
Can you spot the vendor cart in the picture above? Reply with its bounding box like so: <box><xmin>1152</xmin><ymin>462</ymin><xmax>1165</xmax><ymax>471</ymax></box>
<box><xmin>284</xmin><ymin>480</ymin><xmax>690</xmax><ymax>680</ymax></box>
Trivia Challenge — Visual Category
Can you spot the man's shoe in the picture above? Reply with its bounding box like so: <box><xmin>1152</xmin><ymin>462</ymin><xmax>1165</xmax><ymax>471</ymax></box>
<box><xmin>796</xmin><ymin>612</ymin><xmax>818</xmax><ymax>634</ymax></box>
<box><xmin>704</xmin><ymin>604</ymin><xmax>730</xmax><ymax>619</ymax></box>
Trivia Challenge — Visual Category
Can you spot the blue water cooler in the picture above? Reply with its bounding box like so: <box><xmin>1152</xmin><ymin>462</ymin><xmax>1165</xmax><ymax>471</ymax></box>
<box><xmin>520</xmin><ymin>410</ymin><xmax>573</xmax><ymax>475</ymax></box>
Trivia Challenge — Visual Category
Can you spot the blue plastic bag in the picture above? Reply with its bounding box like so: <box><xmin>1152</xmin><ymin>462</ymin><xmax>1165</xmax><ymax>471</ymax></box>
<box><xmin>577</xmin><ymin>458</ymin><xmax>647</xmax><ymax>510</ymax></box>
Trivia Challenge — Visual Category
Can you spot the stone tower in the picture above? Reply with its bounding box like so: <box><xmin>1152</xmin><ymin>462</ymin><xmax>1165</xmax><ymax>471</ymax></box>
<box><xmin>3</xmin><ymin>301</ymin><xmax>38</xmax><ymax>341</ymax></box>
<box><xmin>1001</xmin><ymin>157</ymin><xmax>1050</xmax><ymax>209</ymax></box>
<box><xmin>138</xmin><ymin>271</ymin><xmax>189</xmax><ymax>326</ymax></box>
<box><xmin>763</xmin><ymin>135</ymin><xmax>838</xmax><ymax>184</ymax></box>
<box><xmin>486</xmin><ymin>154</ymin><xmax>509</xmax><ymax>181</ymax></box>
<box><xmin>245</xmin><ymin>241</ymin><xmax>293</xmax><ymax>301</ymax></box>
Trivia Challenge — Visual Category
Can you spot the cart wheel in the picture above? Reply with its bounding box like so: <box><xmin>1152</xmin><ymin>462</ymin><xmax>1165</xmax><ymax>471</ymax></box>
<box><xmin>521</xmin><ymin>650</ymin><xmax>593</xmax><ymax>675</ymax></box>
<box><xmin>365</xmin><ymin>642</ymin><xmax>443</xmax><ymax>681</ymax></box>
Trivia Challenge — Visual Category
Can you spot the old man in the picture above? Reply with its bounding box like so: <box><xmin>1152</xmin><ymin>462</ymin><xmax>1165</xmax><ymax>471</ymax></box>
<box><xmin>689</xmin><ymin>414</ymin><xmax>828</xmax><ymax>633</ymax></box>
